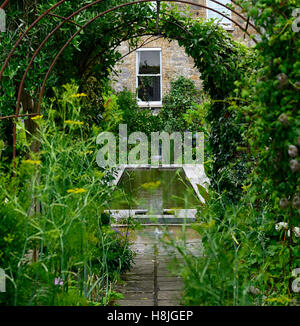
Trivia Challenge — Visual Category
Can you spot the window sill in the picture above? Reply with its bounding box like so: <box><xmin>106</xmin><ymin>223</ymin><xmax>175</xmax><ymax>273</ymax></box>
<box><xmin>222</xmin><ymin>25</ymin><xmax>234</xmax><ymax>31</ymax></box>
<box><xmin>138</xmin><ymin>102</ymin><xmax>162</xmax><ymax>108</ymax></box>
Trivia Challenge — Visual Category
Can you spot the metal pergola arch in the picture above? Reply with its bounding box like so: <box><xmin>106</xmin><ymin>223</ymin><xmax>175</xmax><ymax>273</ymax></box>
<box><xmin>0</xmin><ymin>0</ymin><xmax>260</xmax><ymax>167</ymax></box>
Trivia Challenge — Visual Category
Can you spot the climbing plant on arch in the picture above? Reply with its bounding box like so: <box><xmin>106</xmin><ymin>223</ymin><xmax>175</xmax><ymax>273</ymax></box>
<box><xmin>0</xmin><ymin>0</ymin><xmax>255</xmax><ymax>197</ymax></box>
<box><xmin>0</xmin><ymin>0</ymin><xmax>299</xmax><ymax>306</ymax></box>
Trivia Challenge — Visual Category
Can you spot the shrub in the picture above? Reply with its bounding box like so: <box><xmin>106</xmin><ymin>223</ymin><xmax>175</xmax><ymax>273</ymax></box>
<box><xmin>159</xmin><ymin>76</ymin><xmax>201</xmax><ymax>133</ymax></box>
<box><xmin>116</xmin><ymin>89</ymin><xmax>161</xmax><ymax>135</ymax></box>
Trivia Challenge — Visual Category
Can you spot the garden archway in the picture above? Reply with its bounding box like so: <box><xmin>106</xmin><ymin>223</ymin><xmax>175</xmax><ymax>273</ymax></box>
<box><xmin>1</xmin><ymin>1</ymin><xmax>298</xmax><ymax>307</ymax></box>
<box><xmin>0</xmin><ymin>0</ymin><xmax>257</xmax><ymax>181</ymax></box>
<box><xmin>0</xmin><ymin>0</ymin><xmax>258</xmax><ymax>116</ymax></box>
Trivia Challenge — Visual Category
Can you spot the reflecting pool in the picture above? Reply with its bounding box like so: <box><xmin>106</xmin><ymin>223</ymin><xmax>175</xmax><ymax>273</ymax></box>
<box><xmin>109</xmin><ymin>168</ymin><xmax>200</xmax><ymax>213</ymax></box>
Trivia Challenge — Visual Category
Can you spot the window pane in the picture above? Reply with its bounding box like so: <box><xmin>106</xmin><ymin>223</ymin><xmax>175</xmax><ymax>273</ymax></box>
<box><xmin>138</xmin><ymin>51</ymin><xmax>160</xmax><ymax>74</ymax></box>
<box><xmin>138</xmin><ymin>76</ymin><xmax>161</xmax><ymax>102</ymax></box>
<box><xmin>207</xmin><ymin>0</ymin><xmax>231</xmax><ymax>25</ymax></box>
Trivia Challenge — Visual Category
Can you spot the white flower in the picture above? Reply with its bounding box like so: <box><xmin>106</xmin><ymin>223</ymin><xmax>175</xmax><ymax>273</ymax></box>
<box><xmin>288</xmin><ymin>145</ymin><xmax>299</xmax><ymax>158</ymax></box>
<box><xmin>275</xmin><ymin>222</ymin><xmax>287</xmax><ymax>231</ymax></box>
<box><xmin>294</xmin><ymin>227</ymin><xmax>300</xmax><ymax>238</ymax></box>
<box><xmin>275</xmin><ymin>222</ymin><xmax>300</xmax><ymax>237</ymax></box>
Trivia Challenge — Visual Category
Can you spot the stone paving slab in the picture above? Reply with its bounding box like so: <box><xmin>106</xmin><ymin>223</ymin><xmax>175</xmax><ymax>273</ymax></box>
<box><xmin>133</xmin><ymin>256</ymin><xmax>156</xmax><ymax>261</ymax></box>
<box><xmin>157</xmin><ymin>290</ymin><xmax>182</xmax><ymax>300</ymax></box>
<box><xmin>115</xmin><ymin>226</ymin><xmax>202</xmax><ymax>306</ymax></box>
<box><xmin>157</xmin><ymin>269</ymin><xmax>175</xmax><ymax>277</ymax></box>
<box><xmin>120</xmin><ymin>292</ymin><xmax>154</xmax><ymax>300</ymax></box>
<box><xmin>117</xmin><ymin>280</ymin><xmax>154</xmax><ymax>292</ymax></box>
<box><xmin>116</xmin><ymin>300</ymin><xmax>154</xmax><ymax>306</ymax></box>
<box><xmin>157</xmin><ymin>276</ymin><xmax>183</xmax><ymax>282</ymax></box>
<box><xmin>126</xmin><ymin>268</ymin><xmax>154</xmax><ymax>276</ymax></box>
<box><xmin>158</xmin><ymin>300</ymin><xmax>183</xmax><ymax>306</ymax></box>
<box><xmin>158</xmin><ymin>281</ymin><xmax>183</xmax><ymax>291</ymax></box>
<box><xmin>122</xmin><ymin>274</ymin><xmax>154</xmax><ymax>282</ymax></box>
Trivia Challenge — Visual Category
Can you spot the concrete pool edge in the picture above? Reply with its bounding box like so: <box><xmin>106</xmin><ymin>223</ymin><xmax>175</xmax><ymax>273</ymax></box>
<box><xmin>107</xmin><ymin>164</ymin><xmax>210</xmax><ymax>223</ymax></box>
<box><xmin>105</xmin><ymin>209</ymin><xmax>198</xmax><ymax>224</ymax></box>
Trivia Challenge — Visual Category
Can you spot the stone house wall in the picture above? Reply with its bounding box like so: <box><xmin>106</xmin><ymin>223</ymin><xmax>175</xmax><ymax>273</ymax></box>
<box><xmin>111</xmin><ymin>1</ymin><xmax>256</xmax><ymax>107</ymax></box>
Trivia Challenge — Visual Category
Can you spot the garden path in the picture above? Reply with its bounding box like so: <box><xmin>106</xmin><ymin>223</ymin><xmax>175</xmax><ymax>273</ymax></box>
<box><xmin>115</xmin><ymin>226</ymin><xmax>202</xmax><ymax>306</ymax></box>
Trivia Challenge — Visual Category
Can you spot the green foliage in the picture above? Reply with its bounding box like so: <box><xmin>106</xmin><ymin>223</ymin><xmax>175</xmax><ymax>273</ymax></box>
<box><xmin>156</xmin><ymin>7</ymin><xmax>253</xmax><ymax>199</ymax></box>
<box><xmin>183</xmin><ymin>101</ymin><xmax>209</xmax><ymax>133</ymax></box>
<box><xmin>114</xmin><ymin>76</ymin><xmax>207</xmax><ymax>139</ymax></box>
<box><xmin>1</xmin><ymin>1</ymin><xmax>248</xmax><ymax>198</ymax></box>
<box><xmin>116</xmin><ymin>89</ymin><xmax>161</xmax><ymax>135</ymax></box>
<box><xmin>165</xmin><ymin>182</ymin><xmax>300</xmax><ymax>306</ymax></box>
<box><xmin>236</xmin><ymin>0</ymin><xmax>300</xmax><ymax>208</ymax></box>
<box><xmin>159</xmin><ymin>76</ymin><xmax>201</xmax><ymax>133</ymax></box>
<box><xmin>1</xmin><ymin>0</ymin><xmax>299</xmax><ymax>307</ymax></box>
<box><xmin>0</xmin><ymin>85</ymin><xmax>134</xmax><ymax>306</ymax></box>
<box><xmin>235</xmin><ymin>0</ymin><xmax>300</xmax><ymax>302</ymax></box>
<box><xmin>102</xmin><ymin>92</ymin><xmax>124</xmax><ymax>131</ymax></box>
<box><xmin>162</xmin><ymin>0</ymin><xmax>300</xmax><ymax>306</ymax></box>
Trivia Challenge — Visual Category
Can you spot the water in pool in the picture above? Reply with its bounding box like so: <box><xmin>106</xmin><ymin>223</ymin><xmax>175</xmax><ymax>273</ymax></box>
<box><xmin>109</xmin><ymin>168</ymin><xmax>200</xmax><ymax>213</ymax></box>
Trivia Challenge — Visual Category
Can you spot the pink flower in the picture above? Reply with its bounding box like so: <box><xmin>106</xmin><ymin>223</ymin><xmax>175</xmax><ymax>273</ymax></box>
<box><xmin>54</xmin><ymin>277</ymin><xmax>63</xmax><ymax>286</ymax></box>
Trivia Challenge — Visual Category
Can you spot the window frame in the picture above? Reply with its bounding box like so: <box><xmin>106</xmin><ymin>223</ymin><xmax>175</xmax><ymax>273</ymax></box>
<box><xmin>206</xmin><ymin>0</ymin><xmax>233</xmax><ymax>28</ymax></box>
<box><xmin>136</xmin><ymin>48</ymin><xmax>162</xmax><ymax>107</ymax></box>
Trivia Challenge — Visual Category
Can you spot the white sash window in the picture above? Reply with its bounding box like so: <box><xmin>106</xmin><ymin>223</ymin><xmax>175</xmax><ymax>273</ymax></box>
<box><xmin>136</xmin><ymin>48</ymin><xmax>162</xmax><ymax>106</ymax></box>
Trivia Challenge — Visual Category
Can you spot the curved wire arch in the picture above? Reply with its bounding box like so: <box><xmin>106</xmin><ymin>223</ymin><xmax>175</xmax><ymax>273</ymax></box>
<box><xmin>37</xmin><ymin>0</ymin><xmax>257</xmax><ymax>113</ymax></box>
<box><xmin>0</xmin><ymin>0</ymin><xmax>260</xmax><ymax>168</ymax></box>
<box><xmin>5</xmin><ymin>0</ymin><xmax>259</xmax><ymax>116</ymax></box>
<box><xmin>0</xmin><ymin>0</ymin><xmax>258</xmax><ymax>82</ymax></box>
